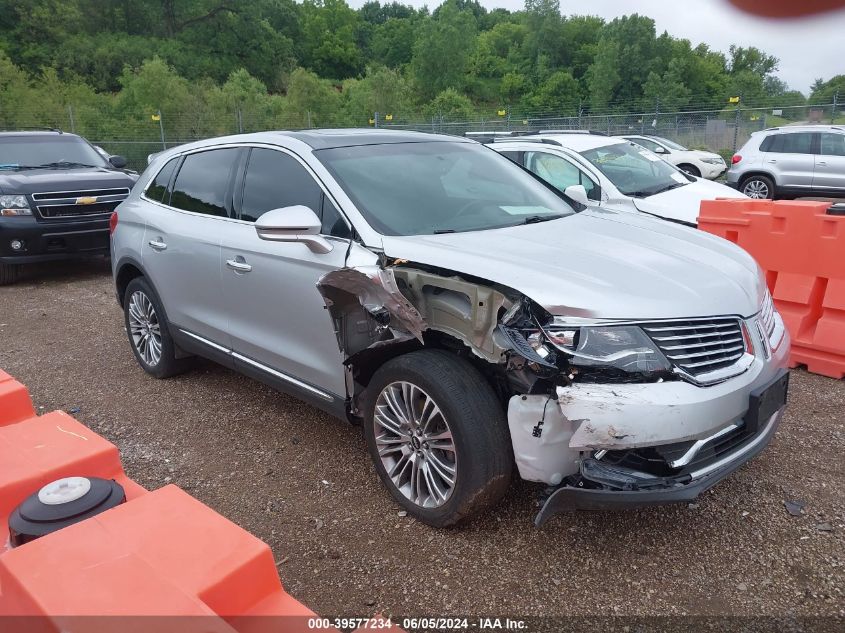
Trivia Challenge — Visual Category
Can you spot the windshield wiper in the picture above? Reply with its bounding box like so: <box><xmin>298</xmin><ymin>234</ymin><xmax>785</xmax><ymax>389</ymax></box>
<box><xmin>36</xmin><ymin>161</ymin><xmax>97</xmax><ymax>169</ymax></box>
<box><xmin>627</xmin><ymin>182</ymin><xmax>687</xmax><ymax>198</ymax></box>
<box><xmin>518</xmin><ymin>214</ymin><xmax>564</xmax><ymax>225</ymax></box>
<box><xmin>649</xmin><ymin>182</ymin><xmax>688</xmax><ymax>195</ymax></box>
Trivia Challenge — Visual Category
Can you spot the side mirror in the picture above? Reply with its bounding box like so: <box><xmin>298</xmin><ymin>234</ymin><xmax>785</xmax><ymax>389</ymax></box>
<box><xmin>255</xmin><ymin>205</ymin><xmax>333</xmax><ymax>254</ymax></box>
<box><xmin>564</xmin><ymin>184</ymin><xmax>590</xmax><ymax>206</ymax></box>
<box><xmin>653</xmin><ymin>146</ymin><xmax>668</xmax><ymax>154</ymax></box>
<box><xmin>109</xmin><ymin>155</ymin><xmax>128</xmax><ymax>169</ymax></box>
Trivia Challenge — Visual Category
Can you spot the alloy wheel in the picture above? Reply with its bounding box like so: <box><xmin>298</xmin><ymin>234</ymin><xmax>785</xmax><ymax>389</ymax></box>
<box><xmin>373</xmin><ymin>381</ymin><xmax>457</xmax><ymax>508</ymax></box>
<box><xmin>743</xmin><ymin>179</ymin><xmax>770</xmax><ymax>199</ymax></box>
<box><xmin>128</xmin><ymin>290</ymin><xmax>162</xmax><ymax>366</ymax></box>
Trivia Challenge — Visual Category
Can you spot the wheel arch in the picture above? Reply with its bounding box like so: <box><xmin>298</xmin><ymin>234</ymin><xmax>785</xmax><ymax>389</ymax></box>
<box><xmin>114</xmin><ymin>256</ymin><xmax>147</xmax><ymax>308</ymax></box>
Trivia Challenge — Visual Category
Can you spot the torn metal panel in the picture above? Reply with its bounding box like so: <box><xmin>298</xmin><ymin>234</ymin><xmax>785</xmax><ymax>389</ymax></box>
<box><xmin>392</xmin><ymin>268</ymin><xmax>513</xmax><ymax>363</ymax></box>
<box><xmin>317</xmin><ymin>266</ymin><xmax>427</xmax><ymax>350</ymax></box>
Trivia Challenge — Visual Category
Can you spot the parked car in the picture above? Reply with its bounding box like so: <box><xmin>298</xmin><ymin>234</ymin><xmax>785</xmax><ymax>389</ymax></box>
<box><xmin>112</xmin><ymin>130</ymin><xmax>789</xmax><ymax>526</ymax></box>
<box><xmin>617</xmin><ymin>134</ymin><xmax>728</xmax><ymax>179</ymax></box>
<box><xmin>490</xmin><ymin>132</ymin><xmax>745</xmax><ymax>225</ymax></box>
<box><xmin>0</xmin><ymin>130</ymin><xmax>138</xmax><ymax>284</ymax></box>
<box><xmin>727</xmin><ymin>125</ymin><xmax>845</xmax><ymax>199</ymax></box>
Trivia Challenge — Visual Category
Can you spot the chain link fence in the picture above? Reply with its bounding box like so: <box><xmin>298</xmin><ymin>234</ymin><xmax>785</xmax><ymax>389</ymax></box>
<box><xmin>5</xmin><ymin>101</ymin><xmax>840</xmax><ymax>171</ymax></box>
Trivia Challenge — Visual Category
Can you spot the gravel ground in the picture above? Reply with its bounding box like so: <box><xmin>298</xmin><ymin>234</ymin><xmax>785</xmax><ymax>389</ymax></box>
<box><xmin>1</xmin><ymin>260</ymin><xmax>843</xmax><ymax>623</ymax></box>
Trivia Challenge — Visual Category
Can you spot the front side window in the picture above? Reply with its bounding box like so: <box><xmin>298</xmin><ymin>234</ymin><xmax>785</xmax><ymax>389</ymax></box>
<box><xmin>626</xmin><ymin>137</ymin><xmax>664</xmax><ymax>153</ymax></box>
<box><xmin>580</xmin><ymin>142</ymin><xmax>688</xmax><ymax>197</ymax></box>
<box><xmin>316</xmin><ymin>142</ymin><xmax>575</xmax><ymax>236</ymax></box>
<box><xmin>761</xmin><ymin>132</ymin><xmax>814</xmax><ymax>154</ymax></box>
<box><xmin>820</xmin><ymin>133</ymin><xmax>845</xmax><ymax>157</ymax></box>
<box><xmin>170</xmin><ymin>148</ymin><xmax>239</xmax><ymax>217</ymax></box>
<box><xmin>240</xmin><ymin>149</ymin><xmax>322</xmax><ymax>223</ymax></box>
<box><xmin>651</xmin><ymin>136</ymin><xmax>687</xmax><ymax>151</ymax></box>
<box><xmin>525</xmin><ymin>151</ymin><xmax>600</xmax><ymax>201</ymax></box>
<box><xmin>144</xmin><ymin>157</ymin><xmax>178</xmax><ymax>203</ymax></box>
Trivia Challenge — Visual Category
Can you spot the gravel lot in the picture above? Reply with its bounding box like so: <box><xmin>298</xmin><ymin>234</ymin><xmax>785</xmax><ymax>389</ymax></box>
<box><xmin>1</xmin><ymin>260</ymin><xmax>843</xmax><ymax>623</ymax></box>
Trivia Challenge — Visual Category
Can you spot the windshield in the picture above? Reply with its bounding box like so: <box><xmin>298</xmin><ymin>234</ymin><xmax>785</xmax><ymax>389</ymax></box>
<box><xmin>579</xmin><ymin>142</ymin><xmax>689</xmax><ymax>197</ymax></box>
<box><xmin>652</xmin><ymin>136</ymin><xmax>687</xmax><ymax>151</ymax></box>
<box><xmin>316</xmin><ymin>141</ymin><xmax>576</xmax><ymax>236</ymax></box>
<box><xmin>0</xmin><ymin>136</ymin><xmax>109</xmax><ymax>169</ymax></box>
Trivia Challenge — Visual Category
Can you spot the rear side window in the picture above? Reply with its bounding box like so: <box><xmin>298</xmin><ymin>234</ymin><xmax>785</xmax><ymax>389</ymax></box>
<box><xmin>144</xmin><ymin>157</ymin><xmax>178</xmax><ymax>203</ymax></box>
<box><xmin>170</xmin><ymin>149</ymin><xmax>239</xmax><ymax>217</ymax></box>
<box><xmin>240</xmin><ymin>148</ymin><xmax>322</xmax><ymax>223</ymax></box>
<box><xmin>820</xmin><ymin>133</ymin><xmax>845</xmax><ymax>156</ymax></box>
<box><xmin>761</xmin><ymin>133</ymin><xmax>814</xmax><ymax>154</ymax></box>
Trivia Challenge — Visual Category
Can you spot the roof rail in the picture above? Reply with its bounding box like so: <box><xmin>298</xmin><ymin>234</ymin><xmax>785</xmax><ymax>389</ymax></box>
<box><xmin>491</xmin><ymin>137</ymin><xmax>563</xmax><ymax>146</ymax></box>
<box><xmin>1</xmin><ymin>127</ymin><xmax>63</xmax><ymax>134</ymax></box>
<box><xmin>535</xmin><ymin>129</ymin><xmax>608</xmax><ymax>136</ymax></box>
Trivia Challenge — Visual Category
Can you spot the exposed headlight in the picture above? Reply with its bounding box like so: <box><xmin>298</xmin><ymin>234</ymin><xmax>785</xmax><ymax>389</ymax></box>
<box><xmin>0</xmin><ymin>195</ymin><xmax>32</xmax><ymax>216</ymax></box>
<box><xmin>701</xmin><ymin>157</ymin><xmax>725</xmax><ymax>165</ymax></box>
<box><xmin>544</xmin><ymin>325</ymin><xmax>672</xmax><ymax>374</ymax></box>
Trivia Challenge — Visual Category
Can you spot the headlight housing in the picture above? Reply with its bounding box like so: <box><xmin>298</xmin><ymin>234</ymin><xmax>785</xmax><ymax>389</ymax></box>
<box><xmin>543</xmin><ymin>324</ymin><xmax>672</xmax><ymax>375</ymax></box>
<box><xmin>701</xmin><ymin>157</ymin><xmax>725</xmax><ymax>165</ymax></box>
<box><xmin>0</xmin><ymin>195</ymin><xmax>32</xmax><ymax>217</ymax></box>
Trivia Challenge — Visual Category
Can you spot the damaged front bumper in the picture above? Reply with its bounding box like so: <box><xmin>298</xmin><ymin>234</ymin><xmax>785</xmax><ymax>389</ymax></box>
<box><xmin>534</xmin><ymin>402</ymin><xmax>784</xmax><ymax>525</ymax></box>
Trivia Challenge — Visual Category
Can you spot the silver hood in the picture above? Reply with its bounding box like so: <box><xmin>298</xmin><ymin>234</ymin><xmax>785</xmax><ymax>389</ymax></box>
<box><xmin>380</xmin><ymin>208</ymin><xmax>765</xmax><ymax>320</ymax></box>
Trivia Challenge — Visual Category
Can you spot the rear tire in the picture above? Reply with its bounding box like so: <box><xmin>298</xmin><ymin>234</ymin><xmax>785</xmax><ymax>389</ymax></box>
<box><xmin>123</xmin><ymin>277</ymin><xmax>193</xmax><ymax>379</ymax></box>
<box><xmin>363</xmin><ymin>350</ymin><xmax>512</xmax><ymax>527</ymax></box>
<box><xmin>0</xmin><ymin>263</ymin><xmax>21</xmax><ymax>286</ymax></box>
<box><xmin>678</xmin><ymin>164</ymin><xmax>700</xmax><ymax>177</ymax></box>
<box><xmin>740</xmin><ymin>175</ymin><xmax>775</xmax><ymax>199</ymax></box>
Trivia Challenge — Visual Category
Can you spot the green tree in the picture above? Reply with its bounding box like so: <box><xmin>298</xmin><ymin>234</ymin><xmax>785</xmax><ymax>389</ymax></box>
<box><xmin>424</xmin><ymin>88</ymin><xmax>476</xmax><ymax>121</ymax></box>
<box><xmin>527</xmin><ymin>70</ymin><xmax>580</xmax><ymax>113</ymax></box>
<box><xmin>300</xmin><ymin>0</ymin><xmax>362</xmax><ymax>79</ymax></box>
<box><xmin>411</xmin><ymin>2</ymin><xmax>477</xmax><ymax>100</ymax></box>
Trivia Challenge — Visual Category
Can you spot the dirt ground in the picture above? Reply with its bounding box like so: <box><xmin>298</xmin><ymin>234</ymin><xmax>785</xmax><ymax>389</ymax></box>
<box><xmin>1</xmin><ymin>260</ymin><xmax>843</xmax><ymax>623</ymax></box>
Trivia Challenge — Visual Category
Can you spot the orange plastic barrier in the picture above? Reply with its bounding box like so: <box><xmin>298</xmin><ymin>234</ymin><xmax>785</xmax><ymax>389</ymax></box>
<box><xmin>0</xmin><ymin>370</ymin><xmax>35</xmax><ymax>427</ymax></box>
<box><xmin>0</xmin><ymin>371</ymin><xmax>403</xmax><ymax>633</ymax></box>
<box><xmin>699</xmin><ymin>199</ymin><xmax>845</xmax><ymax>378</ymax></box>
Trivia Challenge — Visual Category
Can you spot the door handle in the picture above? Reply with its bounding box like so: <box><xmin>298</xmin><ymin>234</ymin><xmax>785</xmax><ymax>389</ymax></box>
<box><xmin>148</xmin><ymin>239</ymin><xmax>167</xmax><ymax>251</ymax></box>
<box><xmin>226</xmin><ymin>258</ymin><xmax>252</xmax><ymax>273</ymax></box>
<box><xmin>817</xmin><ymin>161</ymin><xmax>827</xmax><ymax>166</ymax></box>
<box><xmin>766</xmin><ymin>159</ymin><xmax>777</xmax><ymax>164</ymax></box>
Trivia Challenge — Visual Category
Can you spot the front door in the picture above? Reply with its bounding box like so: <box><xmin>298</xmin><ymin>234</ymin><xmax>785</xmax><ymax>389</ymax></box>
<box><xmin>221</xmin><ymin>147</ymin><xmax>351</xmax><ymax>398</ymax></box>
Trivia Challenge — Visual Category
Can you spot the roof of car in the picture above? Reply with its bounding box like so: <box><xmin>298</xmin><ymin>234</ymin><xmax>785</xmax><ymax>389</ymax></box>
<box><xmin>760</xmin><ymin>124</ymin><xmax>844</xmax><ymax>133</ymax></box>
<box><xmin>498</xmin><ymin>133</ymin><xmax>622</xmax><ymax>152</ymax></box>
<box><xmin>281</xmin><ymin>128</ymin><xmax>468</xmax><ymax>149</ymax></box>
<box><xmin>0</xmin><ymin>130</ymin><xmax>76</xmax><ymax>138</ymax></box>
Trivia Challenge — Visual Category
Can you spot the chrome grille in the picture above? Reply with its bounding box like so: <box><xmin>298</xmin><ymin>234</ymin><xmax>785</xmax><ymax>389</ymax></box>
<box><xmin>32</xmin><ymin>187</ymin><xmax>130</xmax><ymax>201</ymax></box>
<box><xmin>641</xmin><ymin>317</ymin><xmax>746</xmax><ymax>377</ymax></box>
<box><xmin>34</xmin><ymin>188</ymin><xmax>129</xmax><ymax>219</ymax></box>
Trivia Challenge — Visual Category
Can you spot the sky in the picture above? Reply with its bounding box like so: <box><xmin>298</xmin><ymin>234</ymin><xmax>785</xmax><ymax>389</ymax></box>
<box><xmin>347</xmin><ymin>0</ymin><xmax>845</xmax><ymax>94</ymax></box>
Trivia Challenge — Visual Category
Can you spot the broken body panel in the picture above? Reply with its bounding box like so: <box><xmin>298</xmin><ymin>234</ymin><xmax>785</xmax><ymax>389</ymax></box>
<box><xmin>317</xmin><ymin>210</ymin><xmax>790</xmax><ymax>525</ymax></box>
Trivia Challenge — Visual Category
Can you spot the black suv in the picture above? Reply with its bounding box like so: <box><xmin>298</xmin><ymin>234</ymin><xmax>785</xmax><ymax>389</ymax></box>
<box><xmin>0</xmin><ymin>130</ymin><xmax>138</xmax><ymax>284</ymax></box>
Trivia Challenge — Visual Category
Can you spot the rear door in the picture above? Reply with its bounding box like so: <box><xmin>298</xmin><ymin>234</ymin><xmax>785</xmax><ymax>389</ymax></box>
<box><xmin>220</xmin><ymin>146</ymin><xmax>352</xmax><ymax>398</ymax></box>
<box><xmin>813</xmin><ymin>132</ymin><xmax>845</xmax><ymax>193</ymax></box>
<box><xmin>141</xmin><ymin>147</ymin><xmax>241</xmax><ymax>350</ymax></box>
<box><xmin>760</xmin><ymin>132</ymin><xmax>816</xmax><ymax>188</ymax></box>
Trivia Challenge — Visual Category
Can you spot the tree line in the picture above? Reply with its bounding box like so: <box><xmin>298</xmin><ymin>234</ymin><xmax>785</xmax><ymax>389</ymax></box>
<box><xmin>1</xmin><ymin>0</ymin><xmax>842</xmax><ymax>139</ymax></box>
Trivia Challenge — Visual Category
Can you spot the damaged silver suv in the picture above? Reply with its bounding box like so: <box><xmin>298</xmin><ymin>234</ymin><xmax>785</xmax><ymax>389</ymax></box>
<box><xmin>112</xmin><ymin>130</ymin><xmax>790</xmax><ymax>526</ymax></box>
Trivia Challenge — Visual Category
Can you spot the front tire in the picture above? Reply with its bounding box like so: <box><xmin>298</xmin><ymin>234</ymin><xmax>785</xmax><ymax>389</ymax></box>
<box><xmin>678</xmin><ymin>164</ymin><xmax>700</xmax><ymax>177</ymax></box>
<box><xmin>123</xmin><ymin>277</ymin><xmax>192</xmax><ymax>379</ymax></box>
<box><xmin>740</xmin><ymin>175</ymin><xmax>775</xmax><ymax>199</ymax></box>
<box><xmin>363</xmin><ymin>350</ymin><xmax>512</xmax><ymax>527</ymax></box>
<box><xmin>0</xmin><ymin>263</ymin><xmax>20</xmax><ymax>286</ymax></box>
